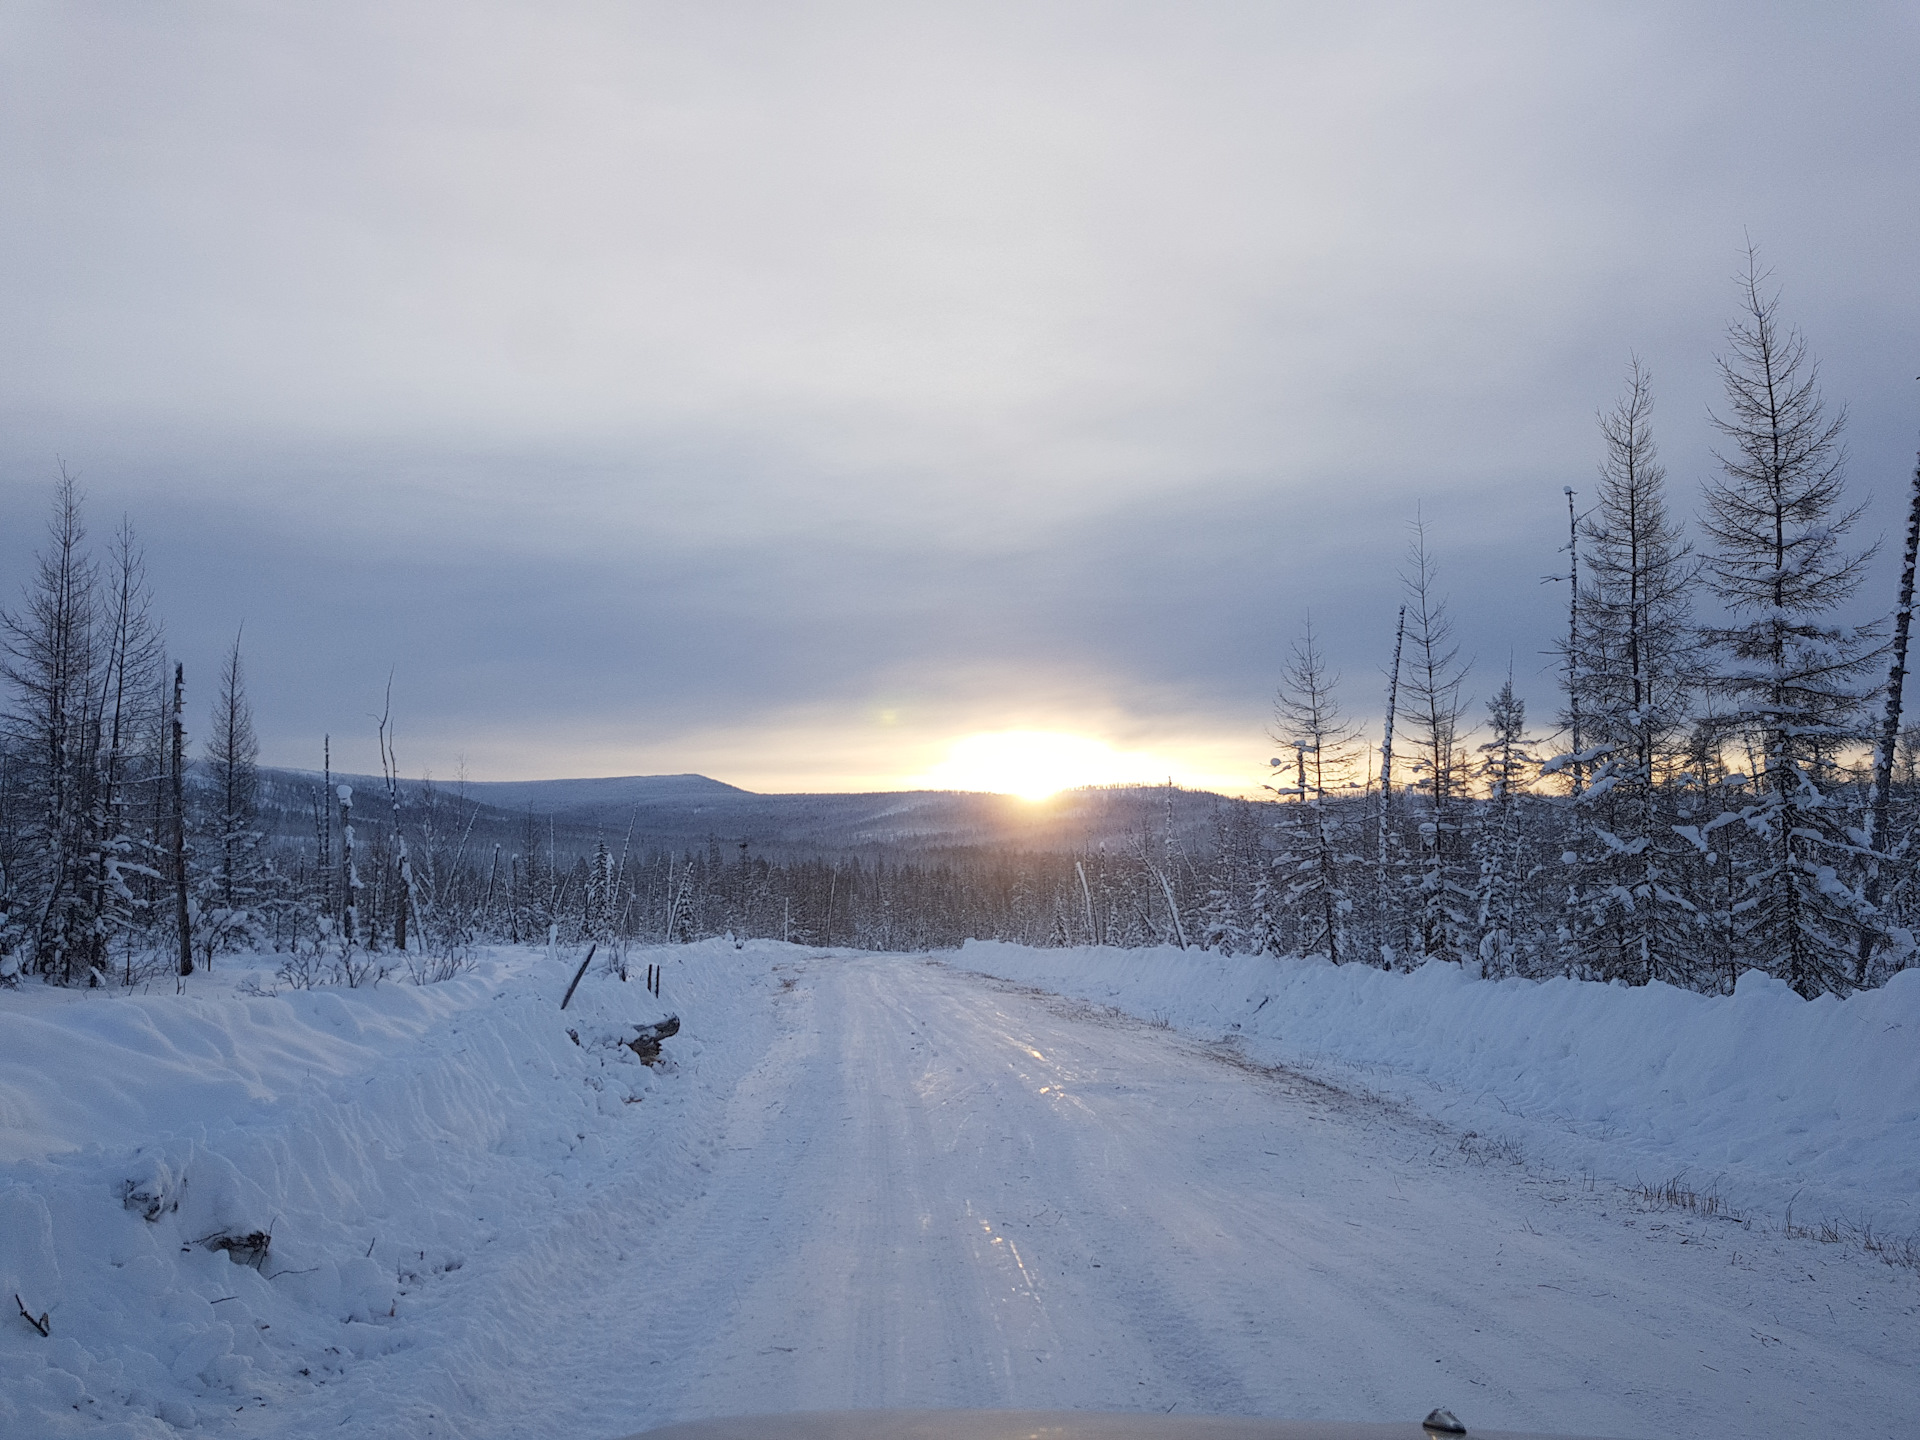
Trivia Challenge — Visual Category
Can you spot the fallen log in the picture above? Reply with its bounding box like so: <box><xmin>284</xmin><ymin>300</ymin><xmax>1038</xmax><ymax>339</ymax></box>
<box><xmin>627</xmin><ymin>1014</ymin><xmax>680</xmax><ymax>1064</ymax></box>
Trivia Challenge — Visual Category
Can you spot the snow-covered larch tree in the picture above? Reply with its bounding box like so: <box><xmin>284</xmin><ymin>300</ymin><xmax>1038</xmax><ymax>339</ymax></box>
<box><xmin>0</xmin><ymin>473</ymin><xmax>100</xmax><ymax>982</ymax></box>
<box><xmin>1268</xmin><ymin>617</ymin><xmax>1358</xmax><ymax>962</ymax></box>
<box><xmin>1398</xmin><ymin>522</ymin><xmax>1473</xmax><ymax>964</ymax></box>
<box><xmin>196</xmin><ymin>628</ymin><xmax>265</xmax><ymax>962</ymax></box>
<box><xmin>1567</xmin><ymin>361</ymin><xmax>1703</xmax><ymax>985</ymax></box>
<box><xmin>1698</xmin><ymin>250</ymin><xmax>1881</xmax><ymax>997</ymax></box>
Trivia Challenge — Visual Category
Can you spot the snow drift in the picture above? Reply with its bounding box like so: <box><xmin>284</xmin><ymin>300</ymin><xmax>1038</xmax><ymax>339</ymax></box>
<box><xmin>0</xmin><ymin>942</ymin><xmax>765</xmax><ymax>1437</ymax></box>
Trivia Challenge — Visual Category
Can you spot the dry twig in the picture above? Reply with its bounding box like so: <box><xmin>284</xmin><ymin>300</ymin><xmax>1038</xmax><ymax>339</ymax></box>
<box><xmin>15</xmin><ymin>1293</ymin><xmax>49</xmax><ymax>1337</ymax></box>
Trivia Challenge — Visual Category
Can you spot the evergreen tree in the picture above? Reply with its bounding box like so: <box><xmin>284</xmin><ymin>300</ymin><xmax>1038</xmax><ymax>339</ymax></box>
<box><xmin>1200</xmin><ymin>799</ymin><xmax>1278</xmax><ymax>955</ymax></box>
<box><xmin>1473</xmin><ymin>675</ymin><xmax>1539</xmax><ymax>977</ymax></box>
<box><xmin>587</xmin><ymin>836</ymin><xmax>614</xmax><ymax>938</ymax></box>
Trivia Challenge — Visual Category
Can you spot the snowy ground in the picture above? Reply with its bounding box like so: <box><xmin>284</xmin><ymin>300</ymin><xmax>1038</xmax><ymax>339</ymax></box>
<box><xmin>2</xmin><ymin>944</ymin><xmax>1916</xmax><ymax>1439</ymax></box>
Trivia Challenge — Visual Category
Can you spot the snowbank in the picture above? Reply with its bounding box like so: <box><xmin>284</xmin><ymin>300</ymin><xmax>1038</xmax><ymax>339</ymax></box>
<box><xmin>0</xmin><ymin>941</ymin><xmax>776</xmax><ymax>1437</ymax></box>
<box><xmin>955</xmin><ymin>942</ymin><xmax>1920</xmax><ymax>1236</ymax></box>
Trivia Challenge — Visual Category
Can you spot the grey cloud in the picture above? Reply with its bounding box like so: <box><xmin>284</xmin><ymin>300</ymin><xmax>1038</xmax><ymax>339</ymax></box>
<box><xmin>1</xmin><ymin>3</ymin><xmax>1916</xmax><ymax>786</ymax></box>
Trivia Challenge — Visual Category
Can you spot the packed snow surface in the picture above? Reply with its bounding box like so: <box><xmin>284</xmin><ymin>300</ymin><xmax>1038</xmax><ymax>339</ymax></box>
<box><xmin>954</xmin><ymin>942</ymin><xmax>1920</xmax><ymax>1236</ymax></box>
<box><xmin>0</xmin><ymin>943</ymin><xmax>1915</xmax><ymax>1440</ymax></box>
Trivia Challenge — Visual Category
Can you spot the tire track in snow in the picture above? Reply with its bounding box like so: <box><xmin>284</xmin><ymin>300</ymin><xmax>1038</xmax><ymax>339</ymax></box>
<box><xmin>273</xmin><ymin>951</ymin><xmax>1920</xmax><ymax>1440</ymax></box>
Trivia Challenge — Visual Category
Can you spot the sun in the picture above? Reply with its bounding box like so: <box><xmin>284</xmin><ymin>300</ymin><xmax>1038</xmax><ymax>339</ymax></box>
<box><xmin>914</xmin><ymin>730</ymin><xmax>1153</xmax><ymax>800</ymax></box>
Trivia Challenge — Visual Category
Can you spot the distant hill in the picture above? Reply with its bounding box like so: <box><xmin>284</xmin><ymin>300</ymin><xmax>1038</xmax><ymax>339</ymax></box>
<box><xmin>254</xmin><ymin>769</ymin><xmax>1236</xmax><ymax>861</ymax></box>
<box><xmin>448</xmin><ymin>773</ymin><xmax>749</xmax><ymax>810</ymax></box>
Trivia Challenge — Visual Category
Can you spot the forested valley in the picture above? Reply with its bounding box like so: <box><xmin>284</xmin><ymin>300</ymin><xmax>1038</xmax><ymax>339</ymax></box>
<box><xmin>4</xmin><ymin>258</ymin><xmax>1917</xmax><ymax>1000</ymax></box>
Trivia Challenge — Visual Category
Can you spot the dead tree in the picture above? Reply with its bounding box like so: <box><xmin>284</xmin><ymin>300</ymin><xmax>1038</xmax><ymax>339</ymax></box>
<box><xmin>170</xmin><ymin>663</ymin><xmax>192</xmax><ymax>978</ymax></box>
<box><xmin>1563</xmin><ymin>486</ymin><xmax>1584</xmax><ymax>797</ymax></box>
<box><xmin>1400</xmin><ymin>521</ymin><xmax>1472</xmax><ymax>963</ymax></box>
<box><xmin>1859</xmin><ymin>448</ymin><xmax>1920</xmax><ymax>982</ymax></box>
<box><xmin>1375</xmin><ymin>604</ymin><xmax>1406</xmax><ymax>960</ymax></box>
<box><xmin>338</xmin><ymin>784</ymin><xmax>357</xmax><ymax>946</ymax></box>
<box><xmin>376</xmin><ymin>680</ymin><xmax>412</xmax><ymax>952</ymax></box>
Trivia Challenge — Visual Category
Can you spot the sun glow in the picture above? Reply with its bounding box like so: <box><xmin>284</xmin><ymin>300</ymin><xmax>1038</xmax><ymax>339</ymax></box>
<box><xmin>913</xmin><ymin>730</ymin><xmax>1165</xmax><ymax>800</ymax></box>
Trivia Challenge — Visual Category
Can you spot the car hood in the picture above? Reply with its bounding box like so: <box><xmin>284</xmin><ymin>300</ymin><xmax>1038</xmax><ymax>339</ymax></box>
<box><xmin>621</xmin><ymin>1408</ymin><xmax>1624</xmax><ymax>1440</ymax></box>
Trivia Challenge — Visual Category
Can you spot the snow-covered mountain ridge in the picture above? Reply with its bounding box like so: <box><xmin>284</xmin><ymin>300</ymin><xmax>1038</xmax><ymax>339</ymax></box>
<box><xmin>252</xmin><ymin>767</ymin><xmax>1231</xmax><ymax>858</ymax></box>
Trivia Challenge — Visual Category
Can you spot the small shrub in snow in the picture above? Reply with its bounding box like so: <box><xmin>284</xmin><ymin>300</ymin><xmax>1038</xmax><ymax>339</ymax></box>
<box><xmin>337</xmin><ymin>948</ymin><xmax>389</xmax><ymax>988</ymax></box>
<box><xmin>270</xmin><ymin>945</ymin><xmax>392</xmax><ymax>990</ymax></box>
<box><xmin>1456</xmin><ymin>1131</ymin><xmax>1524</xmax><ymax>1167</ymax></box>
<box><xmin>403</xmin><ymin>947</ymin><xmax>473</xmax><ymax>985</ymax></box>
<box><xmin>1631</xmin><ymin>1176</ymin><xmax>1743</xmax><ymax>1222</ymax></box>
<box><xmin>273</xmin><ymin>949</ymin><xmax>334</xmax><ymax>990</ymax></box>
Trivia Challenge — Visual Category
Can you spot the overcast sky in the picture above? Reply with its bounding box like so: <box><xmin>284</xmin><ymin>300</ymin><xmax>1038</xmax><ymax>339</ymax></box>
<box><xmin>2</xmin><ymin>2</ymin><xmax>1916</xmax><ymax>792</ymax></box>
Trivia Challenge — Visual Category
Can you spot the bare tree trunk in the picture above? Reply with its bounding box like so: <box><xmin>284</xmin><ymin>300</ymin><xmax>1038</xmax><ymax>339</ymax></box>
<box><xmin>320</xmin><ymin>736</ymin><xmax>333</xmax><ymax>924</ymax></box>
<box><xmin>1859</xmin><ymin>450</ymin><xmax>1920</xmax><ymax>982</ymax></box>
<box><xmin>1158</xmin><ymin>778</ymin><xmax>1187</xmax><ymax>949</ymax></box>
<box><xmin>394</xmin><ymin>853</ymin><xmax>409</xmax><ymax>953</ymax></box>
<box><xmin>1151</xmin><ymin>862</ymin><xmax>1188</xmax><ymax>949</ymax></box>
<box><xmin>508</xmin><ymin>854</ymin><xmax>521</xmax><ymax>943</ymax></box>
<box><xmin>1310</xmin><ymin>743</ymin><xmax>1341</xmax><ymax>966</ymax></box>
<box><xmin>1564</xmin><ymin>485</ymin><xmax>1584</xmax><ymax>797</ymax></box>
<box><xmin>339</xmin><ymin>785</ymin><xmax>357</xmax><ymax>946</ymax></box>
<box><xmin>170</xmin><ymin>663</ymin><xmax>192</xmax><ymax>978</ymax></box>
<box><xmin>376</xmin><ymin>680</ymin><xmax>411</xmax><ymax>952</ymax></box>
<box><xmin>484</xmin><ymin>843</ymin><xmax>501</xmax><ymax>929</ymax></box>
<box><xmin>611</xmin><ymin>806</ymin><xmax>638</xmax><ymax>932</ymax></box>
<box><xmin>1376</xmin><ymin>604</ymin><xmax>1406</xmax><ymax>959</ymax></box>
<box><xmin>86</xmin><ymin>520</ymin><xmax>158</xmax><ymax>978</ymax></box>
<box><xmin>1377</xmin><ymin>608</ymin><xmax>1406</xmax><ymax>864</ymax></box>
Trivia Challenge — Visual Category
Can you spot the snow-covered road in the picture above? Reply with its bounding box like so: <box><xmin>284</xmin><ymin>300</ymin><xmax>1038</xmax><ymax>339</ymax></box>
<box><xmin>10</xmin><ymin>946</ymin><xmax>1911</xmax><ymax>1438</ymax></box>
<box><xmin>287</xmin><ymin>953</ymin><xmax>1917</xmax><ymax>1440</ymax></box>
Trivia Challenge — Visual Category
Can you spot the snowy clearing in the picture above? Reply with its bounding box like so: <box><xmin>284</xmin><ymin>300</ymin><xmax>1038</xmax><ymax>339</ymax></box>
<box><xmin>1</xmin><ymin>944</ymin><xmax>1916</xmax><ymax>1440</ymax></box>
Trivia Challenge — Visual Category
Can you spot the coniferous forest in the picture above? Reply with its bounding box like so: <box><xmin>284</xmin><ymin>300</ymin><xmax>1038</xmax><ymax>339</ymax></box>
<box><xmin>4</xmin><ymin>257</ymin><xmax>1917</xmax><ymax>1000</ymax></box>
